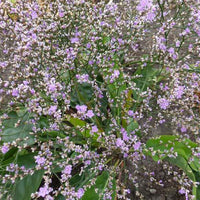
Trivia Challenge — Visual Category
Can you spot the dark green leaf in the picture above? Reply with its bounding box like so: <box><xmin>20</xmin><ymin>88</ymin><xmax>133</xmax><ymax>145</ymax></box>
<box><xmin>14</xmin><ymin>170</ymin><xmax>44</xmax><ymax>200</ymax></box>
<box><xmin>81</xmin><ymin>171</ymin><xmax>109</xmax><ymax>200</ymax></box>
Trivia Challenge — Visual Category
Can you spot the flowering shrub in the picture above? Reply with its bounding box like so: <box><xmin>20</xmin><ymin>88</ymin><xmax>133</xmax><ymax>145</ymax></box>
<box><xmin>0</xmin><ymin>0</ymin><xmax>200</xmax><ymax>199</ymax></box>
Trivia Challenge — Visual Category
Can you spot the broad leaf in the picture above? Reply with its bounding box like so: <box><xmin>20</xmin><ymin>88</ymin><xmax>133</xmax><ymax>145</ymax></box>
<box><xmin>14</xmin><ymin>170</ymin><xmax>44</xmax><ymax>200</ymax></box>
<box><xmin>81</xmin><ymin>171</ymin><xmax>109</xmax><ymax>200</ymax></box>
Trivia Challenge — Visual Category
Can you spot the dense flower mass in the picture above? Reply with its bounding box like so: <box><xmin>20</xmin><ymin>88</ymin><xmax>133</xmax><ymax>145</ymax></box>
<box><xmin>0</xmin><ymin>0</ymin><xmax>200</xmax><ymax>199</ymax></box>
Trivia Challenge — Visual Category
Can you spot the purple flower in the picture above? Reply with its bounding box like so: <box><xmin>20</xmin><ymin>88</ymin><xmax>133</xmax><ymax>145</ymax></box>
<box><xmin>86</xmin><ymin>110</ymin><xmax>94</xmax><ymax>118</ymax></box>
<box><xmin>128</xmin><ymin>110</ymin><xmax>134</xmax><ymax>116</ymax></box>
<box><xmin>77</xmin><ymin>188</ymin><xmax>84</xmax><ymax>199</ymax></box>
<box><xmin>116</xmin><ymin>138</ymin><xmax>124</xmax><ymax>147</ymax></box>
<box><xmin>59</xmin><ymin>12</ymin><xmax>65</xmax><ymax>18</ymax></box>
<box><xmin>86</xmin><ymin>43</ymin><xmax>91</xmax><ymax>48</ymax></box>
<box><xmin>179</xmin><ymin>188</ymin><xmax>186</xmax><ymax>194</ymax></box>
<box><xmin>91</xmin><ymin>125</ymin><xmax>98</xmax><ymax>133</ymax></box>
<box><xmin>12</xmin><ymin>89</ymin><xmax>19</xmax><ymax>97</ymax></box>
<box><xmin>71</xmin><ymin>37</ymin><xmax>79</xmax><ymax>44</ymax></box>
<box><xmin>31</xmin><ymin>11</ymin><xmax>38</xmax><ymax>19</ymax></box>
<box><xmin>157</xmin><ymin>98</ymin><xmax>169</xmax><ymax>110</ymax></box>
<box><xmin>63</xmin><ymin>165</ymin><xmax>72</xmax><ymax>175</ymax></box>
<box><xmin>38</xmin><ymin>186</ymin><xmax>52</xmax><ymax>197</ymax></box>
<box><xmin>1</xmin><ymin>144</ymin><xmax>9</xmax><ymax>154</ymax></box>
<box><xmin>168</xmin><ymin>47</ymin><xmax>175</xmax><ymax>54</ymax></box>
<box><xmin>133</xmin><ymin>142</ymin><xmax>141</xmax><ymax>151</ymax></box>
<box><xmin>76</xmin><ymin>105</ymin><xmax>87</xmax><ymax>113</ymax></box>
<box><xmin>76</xmin><ymin>74</ymin><xmax>89</xmax><ymax>83</ymax></box>
<box><xmin>113</xmin><ymin>70</ymin><xmax>120</xmax><ymax>78</ymax></box>
<box><xmin>48</xmin><ymin>105</ymin><xmax>57</xmax><ymax>115</ymax></box>
<box><xmin>181</xmin><ymin>126</ymin><xmax>187</xmax><ymax>133</ymax></box>
<box><xmin>88</xmin><ymin>60</ymin><xmax>94</xmax><ymax>65</ymax></box>
<box><xmin>48</xmin><ymin>83</ymin><xmax>57</xmax><ymax>92</ymax></box>
<box><xmin>137</xmin><ymin>0</ymin><xmax>153</xmax><ymax>12</ymax></box>
<box><xmin>174</xmin><ymin>86</ymin><xmax>184</xmax><ymax>99</ymax></box>
<box><xmin>35</xmin><ymin>155</ymin><xmax>46</xmax><ymax>166</ymax></box>
<box><xmin>121</xmin><ymin>128</ymin><xmax>129</xmax><ymax>141</ymax></box>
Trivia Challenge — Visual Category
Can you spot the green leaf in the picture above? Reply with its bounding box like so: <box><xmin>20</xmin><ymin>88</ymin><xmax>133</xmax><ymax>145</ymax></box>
<box><xmin>146</xmin><ymin>135</ymin><xmax>196</xmax><ymax>160</ymax></box>
<box><xmin>55</xmin><ymin>194</ymin><xmax>65</xmax><ymax>200</ymax></box>
<box><xmin>2</xmin><ymin>124</ymin><xmax>35</xmax><ymax>146</ymax></box>
<box><xmin>111</xmin><ymin>176</ymin><xmax>117</xmax><ymax>200</ymax></box>
<box><xmin>81</xmin><ymin>171</ymin><xmax>109</xmax><ymax>200</ymax></box>
<box><xmin>189</xmin><ymin>156</ymin><xmax>200</xmax><ymax>172</ymax></box>
<box><xmin>2</xmin><ymin>111</ymin><xmax>18</xmax><ymax>128</ymax></box>
<box><xmin>17</xmin><ymin>153</ymin><xmax>36</xmax><ymax>169</ymax></box>
<box><xmin>102</xmin><ymin>36</ymin><xmax>110</xmax><ymax>45</ymax></box>
<box><xmin>165</xmin><ymin>156</ymin><xmax>195</xmax><ymax>181</ymax></box>
<box><xmin>14</xmin><ymin>170</ymin><xmax>44</xmax><ymax>200</ymax></box>
<box><xmin>127</xmin><ymin>119</ymin><xmax>139</xmax><ymax>134</ymax></box>
<box><xmin>192</xmin><ymin>171</ymin><xmax>200</xmax><ymax>200</ymax></box>
<box><xmin>67</xmin><ymin>116</ymin><xmax>86</xmax><ymax>127</ymax></box>
<box><xmin>3</xmin><ymin>147</ymin><xmax>18</xmax><ymax>161</ymax></box>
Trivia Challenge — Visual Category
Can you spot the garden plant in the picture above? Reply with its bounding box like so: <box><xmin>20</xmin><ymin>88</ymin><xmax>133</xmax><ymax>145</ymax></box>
<box><xmin>0</xmin><ymin>0</ymin><xmax>200</xmax><ymax>199</ymax></box>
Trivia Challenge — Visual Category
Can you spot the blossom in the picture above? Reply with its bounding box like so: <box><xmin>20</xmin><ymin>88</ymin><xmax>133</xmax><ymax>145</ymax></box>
<box><xmin>174</xmin><ymin>86</ymin><xmax>184</xmax><ymax>99</ymax></box>
<box><xmin>71</xmin><ymin>37</ymin><xmax>79</xmax><ymax>43</ymax></box>
<box><xmin>91</xmin><ymin>125</ymin><xmax>98</xmax><ymax>133</ymax></box>
<box><xmin>12</xmin><ymin>89</ymin><xmax>19</xmax><ymax>97</ymax></box>
<box><xmin>63</xmin><ymin>165</ymin><xmax>72</xmax><ymax>175</ymax></box>
<box><xmin>137</xmin><ymin>0</ymin><xmax>153</xmax><ymax>12</ymax></box>
<box><xmin>133</xmin><ymin>142</ymin><xmax>141</xmax><ymax>151</ymax></box>
<box><xmin>76</xmin><ymin>74</ymin><xmax>89</xmax><ymax>83</ymax></box>
<box><xmin>1</xmin><ymin>144</ymin><xmax>9</xmax><ymax>154</ymax></box>
<box><xmin>31</xmin><ymin>11</ymin><xmax>38</xmax><ymax>19</ymax></box>
<box><xmin>38</xmin><ymin>186</ymin><xmax>52</xmax><ymax>197</ymax></box>
<box><xmin>76</xmin><ymin>105</ymin><xmax>87</xmax><ymax>113</ymax></box>
<box><xmin>181</xmin><ymin>126</ymin><xmax>187</xmax><ymax>133</ymax></box>
<box><xmin>77</xmin><ymin>188</ymin><xmax>84</xmax><ymax>199</ymax></box>
<box><xmin>86</xmin><ymin>110</ymin><xmax>94</xmax><ymax>118</ymax></box>
<box><xmin>48</xmin><ymin>83</ymin><xmax>57</xmax><ymax>93</ymax></box>
<box><xmin>48</xmin><ymin>105</ymin><xmax>57</xmax><ymax>115</ymax></box>
<box><xmin>35</xmin><ymin>155</ymin><xmax>46</xmax><ymax>166</ymax></box>
<box><xmin>121</xmin><ymin>128</ymin><xmax>129</xmax><ymax>141</ymax></box>
<box><xmin>116</xmin><ymin>138</ymin><xmax>124</xmax><ymax>148</ymax></box>
<box><xmin>157</xmin><ymin>98</ymin><xmax>170</xmax><ymax>110</ymax></box>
